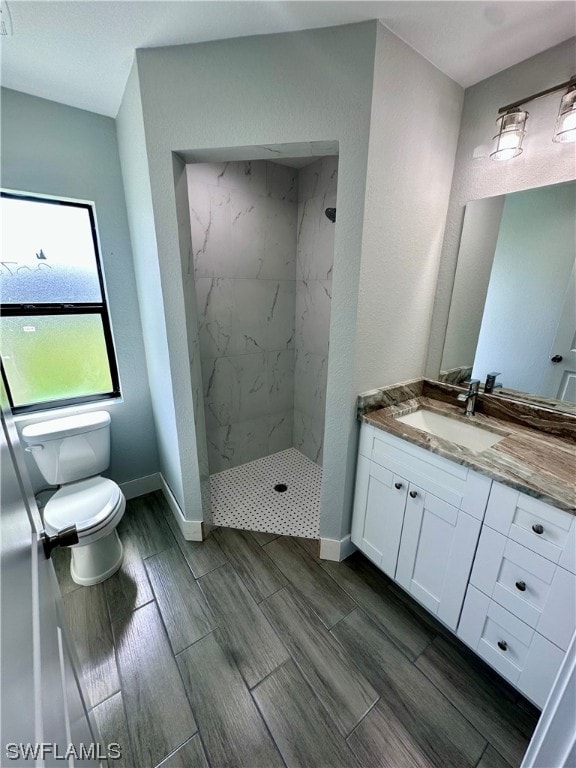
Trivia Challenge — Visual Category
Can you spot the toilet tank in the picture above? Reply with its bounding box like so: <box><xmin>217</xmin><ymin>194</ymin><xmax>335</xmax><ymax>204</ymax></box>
<box><xmin>21</xmin><ymin>411</ymin><xmax>111</xmax><ymax>485</ymax></box>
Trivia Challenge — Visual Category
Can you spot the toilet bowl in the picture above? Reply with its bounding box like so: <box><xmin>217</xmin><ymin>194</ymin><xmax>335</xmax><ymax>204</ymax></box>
<box><xmin>22</xmin><ymin>412</ymin><xmax>126</xmax><ymax>586</ymax></box>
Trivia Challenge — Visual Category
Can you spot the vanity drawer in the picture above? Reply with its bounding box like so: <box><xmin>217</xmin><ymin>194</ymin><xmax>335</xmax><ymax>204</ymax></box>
<box><xmin>484</xmin><ymin>483</ymin><xmax>575</xmax><ymax>570</ymax></box>
<box><xmin>470</xmin><ymin>527</ymin><xmax>576</xmax><ymax>650</ymax></box>
<box><xmin>458</xmin><ymin>586</ymin><xmax>565</xmax><ymax>708</ymax></box>
<box><xmin>368</xmin><ymin>427</ymin><xmax>491</xmax><ymax>519</ymax></box>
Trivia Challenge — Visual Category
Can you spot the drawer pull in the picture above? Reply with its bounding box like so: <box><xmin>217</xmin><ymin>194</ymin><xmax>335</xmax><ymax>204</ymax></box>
<box><xmin>532</xmin><ymin>523</ymin><xmax>544</xmax><ymax>535</ymax></box>
<box><xmin>395</xmin><ymin>482</ymin><xmax>403</xmax><ymax>490</ymax></box>
<box><xmin>515</xmin><ymin>580</ymin><xmax>527</xmax><ymax>592</ymax></box>
<box><xmin>409</xmin><ymin>491</ymin><xmax>418</xmax><ymax>499</ymax></box>
<box><xmin>497</xmin><ymin>640</ymin><xmax>508</xmax><ymax>652</ymax></box>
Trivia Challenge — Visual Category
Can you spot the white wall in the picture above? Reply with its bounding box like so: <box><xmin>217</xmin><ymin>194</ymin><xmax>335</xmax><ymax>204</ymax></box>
<box><xmin>120</xmin><ymin>23</ymin><xmax>377</xmax><ymax>539</ymax></box>
<box><xmin>354</xmin><ymin>23</ymin><xmax>463</xmax><ymax>394</ymax></box>
<box><xmin>427</xmin><ymin>38</ymin><xmax>576</xmax><ymax>377</ymax></box>
<box><xmin>1</xmin><ymin>87</ymin><xmax>159</xmax><ymax>489</ymax></box>
<box><xmin>116</xmin><ymin>67</ymin><xmax>187</xmax><ymax>510</ymax></box>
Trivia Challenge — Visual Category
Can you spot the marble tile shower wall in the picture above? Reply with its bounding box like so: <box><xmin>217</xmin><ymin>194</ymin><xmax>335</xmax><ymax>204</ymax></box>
<box><xmin>294</xmin><ymin>157</ymin><xmax>337</xmax><ymax>464</ymax></box>
<box><xmin>187</xmin><ymin>161</ymin><xmax>298</xmax><ymax>472</ymax></box>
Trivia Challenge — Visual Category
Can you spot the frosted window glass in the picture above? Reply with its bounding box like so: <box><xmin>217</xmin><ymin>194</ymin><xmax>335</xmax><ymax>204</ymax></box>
<box><xmin>0</xmin><ymin>315</ymin><xmax>113</xmax><ymax>407</ymax></box>
<box><xmin>0</xmin><ymin>197</ymin><xmax>102</xmax><ymax>304</ymax></box>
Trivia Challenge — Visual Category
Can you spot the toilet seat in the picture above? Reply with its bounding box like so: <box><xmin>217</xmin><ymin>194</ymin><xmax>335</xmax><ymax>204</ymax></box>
<box><xmin>44</xmin><ymin>476</ymin><xmax>125</xmax><ymax>543</ymax></box>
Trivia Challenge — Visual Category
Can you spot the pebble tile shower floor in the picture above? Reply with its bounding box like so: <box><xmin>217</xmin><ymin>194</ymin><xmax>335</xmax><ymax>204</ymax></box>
<box><xmin>209</xmin><ymin>448</ymin><xmax>322</xmax><ymax>538</ymax></box>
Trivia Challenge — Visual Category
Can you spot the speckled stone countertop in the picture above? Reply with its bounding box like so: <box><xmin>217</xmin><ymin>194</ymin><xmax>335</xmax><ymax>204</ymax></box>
<box><xmin>358</xmin><ymin>380</ymin><xmax>576</xmax><ymax>514</ymax></box>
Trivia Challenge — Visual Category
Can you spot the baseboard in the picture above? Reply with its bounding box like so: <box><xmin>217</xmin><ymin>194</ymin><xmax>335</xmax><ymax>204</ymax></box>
<box><xmin>159</xmin><ymin>474</ymin><xmax>203</xmax><ymax>541</ymax></box>
<box><xmin>319</xmin><ymin>534</ymin><xmax>355</xmax><ymax>562</ymax></box>
<box><xmin>119</xmin><ymin>473</ymin><xmax>162</xmax><ymax>500</ymax></box>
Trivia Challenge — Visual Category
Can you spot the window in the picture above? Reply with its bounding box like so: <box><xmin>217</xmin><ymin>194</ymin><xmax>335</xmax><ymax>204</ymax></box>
<box><xmin>0</xmin><ymin>191</ymin><xmax>120</xmax><ymax>413</ymax></box>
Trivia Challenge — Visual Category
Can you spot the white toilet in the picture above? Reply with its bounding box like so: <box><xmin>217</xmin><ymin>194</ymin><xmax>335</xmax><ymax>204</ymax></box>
<box><xmin>22</xmin><ymin>411</ymin><xmax>126</xmax><ymax>586</ymax></box>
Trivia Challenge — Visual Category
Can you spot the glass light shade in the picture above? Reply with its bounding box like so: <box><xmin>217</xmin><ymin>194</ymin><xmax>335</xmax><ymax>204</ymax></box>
<box><xmin>553</xmin><ymin>86</ymin><xmax>576</xmax><ymax>143</ymax></box>
<box><xmin>490</xmin><ymin>109</ymin><xmax>528</xmax><ymax>160</ymax></box>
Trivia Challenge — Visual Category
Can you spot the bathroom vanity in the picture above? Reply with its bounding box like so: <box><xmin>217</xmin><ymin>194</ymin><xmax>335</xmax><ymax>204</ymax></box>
<box><xmin>352</xmin><ymin>380</ymin><xmax>576</xmax><ymax>709</ymax></box>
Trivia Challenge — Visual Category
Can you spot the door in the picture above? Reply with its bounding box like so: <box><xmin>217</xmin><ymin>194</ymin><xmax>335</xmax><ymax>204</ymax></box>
<box><xmin>541</xmin><ymin>262</ymin><xmax>576</xmax><ymax>403</ymax></box>
<box><xmin>395</xmin><ymin>486</ymin><xmax>481</xmax><ymax>630</ymax></box>
<box><xmin>351</xmin><ymin>456</ymin><xmax>407</xmax><ymax>576</ymax></box>
<box><xmin>0</xmin><ymin>384</ymin><xmax>101</xmax><ymax>766</ymax></box>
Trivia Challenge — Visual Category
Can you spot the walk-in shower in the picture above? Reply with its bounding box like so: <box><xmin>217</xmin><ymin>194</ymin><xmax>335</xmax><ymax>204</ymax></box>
<box><xmin>186</xmin><ymin>156</ymin><xmax>338</xmax><ymax>537</ymax></box>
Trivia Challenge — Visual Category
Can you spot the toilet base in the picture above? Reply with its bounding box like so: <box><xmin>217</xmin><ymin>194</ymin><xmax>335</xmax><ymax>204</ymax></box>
<box><xmin>70</xmin><ymin>529</ymin><xmax>124</xmax><ymax>586</ymax></box>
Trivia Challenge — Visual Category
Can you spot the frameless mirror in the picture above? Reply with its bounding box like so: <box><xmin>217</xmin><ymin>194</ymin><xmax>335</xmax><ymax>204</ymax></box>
<box><xmin>440</xmin><ymin>180</ymin><xmax>575</xmax><ymax>411</ymax></box>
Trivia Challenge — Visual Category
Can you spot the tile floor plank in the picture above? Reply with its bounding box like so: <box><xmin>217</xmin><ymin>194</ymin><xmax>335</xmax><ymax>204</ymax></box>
<box><xmin>261</xmin><ymin>587</ymin><xmax>378</xmax><ymax>736</ymax></box>
<box><xmin>157</xmin><ymin>735</ymin><xmax>209</xmax><ymax>768</ymax></box>
<box><xmin>62</xmin><ymin>584</ymin><xmax>120</xmax><ymax>707</ymax></box>
<box><xmin>264</xmin><ymin>537</ymin><xmax>356</xmax><ymax>627</ymax></box>
<box><xmin>294</xmin><ymin>536</ymin><xmax>321</xmax><ymax>562</ymax></box>
<box><xmin>332</xmin><ymin>609</ymin><xmax>486</xmax><ymax>768</ymax></box>
<box><xmin>253</xmin><ymin>659</ymin><xmax>360</xmax><ymax>768</ymax></box>
<box><xmin>162</xmin><ymin>507</ymin><xmax>229</xmax><ymax>578</ymax></box>
<box><xmin>145</xmin><ymin>547</ymin><xmax>216</xmax><ymax>654</ymax></box>
<box><xmin>117</xmin><ymin>495</ymin><xmax>175</xmax><ymax>562</ymax></box>
<box><xmin>347</xmin><ymin>699</ymin><xmax>433</xmax><ymax>768</ymax></box>
<box><xmin>177</xmin><ymin>631</ymin><xmax>285</xmax><ymax>768</ymax></box>
<box><xmin>249</xmin><ymin>530</ymin><xmax>279</xmax><ymax>546</ymax></box>
<box><xmin>415</xmin><ymin>637</ymin><xmax>537</xmax><ymax>768</ymax></box>
<box><xmin>112</xmin><ymin>602</ymin><xmax>197</xmax><ymax>768</ymax></box>
<box><xmin>104</xmin><ymin>558</ymin><xmax>154</xmax><ymax>621</ymax></box>
<box><xmin>212</xmin><ymin>527</ymin><xmax>287</xmax><ymax>602</ymax></box>
<box><xmin>321</xmin><ymin>553</ymin><xmax>434</xmax><ymax>660</ymax></box>
<box><xmin>91</xmin><ymin>692</ymin><xmax>134</xmax><ymax>768</ymax></box>
<box><xmin>199</xmin><ymin>563</ymin><xmax>289</xmax><ymax>687</ymax></box>
<box><xmin>477</xmin><ymin>746</ymin><xmax>515</xmax><ymax>768</ymax></box>
<box><xmin>52</xmin><ymin>548</ymin><xmax>80</xmax><ymax>596</ymax></box>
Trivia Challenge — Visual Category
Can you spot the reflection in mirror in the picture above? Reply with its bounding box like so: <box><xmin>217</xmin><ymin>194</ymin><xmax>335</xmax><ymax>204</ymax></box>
<box><xmin>440</xmin><ymin>180</ymin><xmax>575</xmax><ymax>411</ymax></box>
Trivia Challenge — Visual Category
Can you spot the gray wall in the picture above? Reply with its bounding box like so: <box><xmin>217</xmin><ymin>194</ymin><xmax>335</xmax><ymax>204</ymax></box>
<box><xmin>427</xmin><ymin>37</ymin><xmax>576</xmax><ymax>378</ymax></box>
<box><xmin>187</xmin><ymin>160</ymin><xmax>297</xmax><ymax>472</ymax></box>
<box><xmin>294</xmin><ymin>157</ymin><xmax>337</xmax><ymax>464</ymax></box>
<box><xmin>116</xmin><ymin>66</ymin><xmax>203</xmax><ymax>516</ymax></box>
<box><xmin>354</xmin><ymin>23</ymin><xmax>463</xmax><ymax>396</ymax></box>
<box><xmin>121</xmin><ymin>22</ymin><xmax>377</xmax><ymax>539</ymax></box>
<box><xmin>1</xmin><ymin>87</ymin><xmax>159</xmax><ymax>489</ymax></box>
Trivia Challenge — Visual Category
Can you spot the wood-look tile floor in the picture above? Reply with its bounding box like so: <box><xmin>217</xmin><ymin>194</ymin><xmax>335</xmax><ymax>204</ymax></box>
<box><xmin>57</xmin><ymin>492</ymin><xmax>540</xmax><ymax>768</ymax></box>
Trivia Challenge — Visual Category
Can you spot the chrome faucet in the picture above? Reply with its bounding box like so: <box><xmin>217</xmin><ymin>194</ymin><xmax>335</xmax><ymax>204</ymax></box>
<box><xmin>457</xmin><ymin>379</ymin><xmax>480</xmax><ymax>416</ymax></box>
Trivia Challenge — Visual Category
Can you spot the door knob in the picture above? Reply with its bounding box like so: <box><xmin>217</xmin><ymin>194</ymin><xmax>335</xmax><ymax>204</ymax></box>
<box><xmin>394</xmin><ymin>482</ymin><xmax>403</xmax><ymax>490</ymax></box>
<box><xmin>515</xmin><ymin>580</ymin><xmax>527</xmax><ymax>592</ymax></box>
<box><xmin>532</xmin><ymin>523</ymin><xmax>544</xmax><ymax>535</ymax></box>
<box><xmin>550</xmin><ymin>355</ymin><xmax>563</xmax><ymax>363</ymax></box>
<box><xmin>497</xmin><ymin>640</ymin><xmax>508</xmax><ymax>652</ymax></box>
<box><xmin>409</xmin><ymin>490</ymin><xmax>418</xmax><ymax>499</ymax></box>
<box><xmin>40</xmin><ymin>525</ymin><xmax>79</xmax><ymax>559</ymax></box>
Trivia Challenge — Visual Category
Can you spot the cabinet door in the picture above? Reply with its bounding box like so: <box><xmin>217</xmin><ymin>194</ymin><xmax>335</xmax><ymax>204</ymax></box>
<box><xmin>351</xmin><ymin>456</ymin><xmax>407</xmax><ymax>576</ymax></box>
<box><xmin>396</xmin><ymin>486</ymin><xmax>481</xmax><ymax>629</ymax></box>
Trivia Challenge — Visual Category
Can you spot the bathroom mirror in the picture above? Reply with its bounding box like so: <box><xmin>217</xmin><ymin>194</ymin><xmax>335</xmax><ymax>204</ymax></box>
<box><xmin>440</xmin><ymin>179</ymin><xmax>575</xmax><ymax>411</ymax></box>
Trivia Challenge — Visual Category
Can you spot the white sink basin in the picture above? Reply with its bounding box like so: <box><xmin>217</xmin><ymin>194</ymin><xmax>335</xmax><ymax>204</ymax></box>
<box><xmin>395</xmin><ymin>409</ymin><xmax>504</xmax><ymax>452</ymax></box>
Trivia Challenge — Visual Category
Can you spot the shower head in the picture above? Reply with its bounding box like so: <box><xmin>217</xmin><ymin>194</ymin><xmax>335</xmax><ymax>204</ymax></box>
<box><xmin>325</xmin><ymin>207</ymin><xmax>336</xmax><ymax>223</ymax></box>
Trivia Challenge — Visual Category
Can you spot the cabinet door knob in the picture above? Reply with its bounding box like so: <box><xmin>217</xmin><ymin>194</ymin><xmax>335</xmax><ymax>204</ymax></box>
<box><xmin>409</xmin><ymin>490</ymin><xmax>418</xmax><ymax>499</ymax></box>
<box><xmin>497</xmin><ymin>640</ymin><xmax>508</xmax><ymax>652</ymax></box>
<box><xmin>532</xmin><ymin>523</ymin><xmax>544</xmax><ymax>535</ymax></box>
<box><xmin>394</xmin><ymin>482</ymin><xmax>403</xmax><ymax>490</ymax></box>
<box><xmin>515</xmin><ymin>580</ymin><xmax>527</xmax><ymax>592</ymax></box>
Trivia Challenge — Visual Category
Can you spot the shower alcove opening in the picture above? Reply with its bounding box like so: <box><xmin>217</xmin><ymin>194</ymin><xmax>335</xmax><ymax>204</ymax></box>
<box><xmin>187</xmin><ymin>153</ymin><xmax>338</xmax><ymax>539</ymax></box>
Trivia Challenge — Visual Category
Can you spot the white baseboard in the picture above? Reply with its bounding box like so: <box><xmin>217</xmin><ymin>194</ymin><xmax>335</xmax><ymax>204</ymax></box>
<box><xmin>159</xmin><ymin>475</ymin><xmax>203</xmax><ymax>541</ymax></box>
<box><xmin>119</xmin><ymin>473</ymin><xmax>162</xmax><ymax>500</ymax></box>
<box><xmin>319</xmin><ymin>534</ymin><xmax>355</xmax><ymax>562</ymax></box>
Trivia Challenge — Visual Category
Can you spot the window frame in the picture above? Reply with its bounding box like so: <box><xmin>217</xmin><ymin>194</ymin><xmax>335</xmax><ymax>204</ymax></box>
<box><xmin>0</xmin><ymin>190</ymin><xmax>121</xmax><ymax>414</ymax></box>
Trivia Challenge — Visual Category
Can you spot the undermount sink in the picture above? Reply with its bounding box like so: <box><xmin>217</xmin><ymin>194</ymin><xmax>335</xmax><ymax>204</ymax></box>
<box><xmin>395</xmin><ymin>409</ymin><xmax>505</xmax><ymax>452</ymax></box>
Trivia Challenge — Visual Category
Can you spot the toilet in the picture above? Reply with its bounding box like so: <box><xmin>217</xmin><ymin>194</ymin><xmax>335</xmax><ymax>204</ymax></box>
<box><xmin>22</xmin><ymin>411</ymin><xmax>125</xmax><ymax>586</ymax></box>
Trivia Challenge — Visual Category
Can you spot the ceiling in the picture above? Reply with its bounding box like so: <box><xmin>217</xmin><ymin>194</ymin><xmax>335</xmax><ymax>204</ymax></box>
<box><xmin>1</xmin><ymin>1</ymin><xmax>575</xmax><ymax>118</ymax></box>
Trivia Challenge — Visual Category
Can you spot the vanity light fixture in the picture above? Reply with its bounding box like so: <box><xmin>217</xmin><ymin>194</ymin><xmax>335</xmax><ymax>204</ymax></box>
<box><xmin>491</xmin><ymin>74</ymin><xmax>576</xmax><ymax>160</ymax></box>
<box><xmin>490</xmin><ymin>109</ymin><xmax>528</xmax><ymax>160</ymax></box>
<box><xmin>553</xmin><ymin>83</ymin><xmax>576</xmax><ymax>143</ymax></box>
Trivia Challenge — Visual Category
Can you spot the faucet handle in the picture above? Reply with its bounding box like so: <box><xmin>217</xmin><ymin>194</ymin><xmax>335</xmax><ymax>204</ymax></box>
<box><xmin>484</xmin><ymin>372</ymin><xmax>501</xmax><ymax>393</ymax></box>
<box><xmin>464</xmin><ymin>379</ymin><xmax>480</xmax><ymax>391</ymax></box>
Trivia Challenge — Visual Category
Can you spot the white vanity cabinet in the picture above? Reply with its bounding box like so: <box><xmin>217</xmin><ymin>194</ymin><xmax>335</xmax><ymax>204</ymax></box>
<box><xmin>458</xmin><ymin>485</ymin><xmax>576</xmax><ymax>708</ymax></box>
<box><xmin>352</xmin><ymin>424</ymin><xmax>491</xmax><ymax>629</ymax></box>
<box><xmin>352</xmin><ymin>421</ymin><xmax>576</xmax><ymax>709</ymax></box>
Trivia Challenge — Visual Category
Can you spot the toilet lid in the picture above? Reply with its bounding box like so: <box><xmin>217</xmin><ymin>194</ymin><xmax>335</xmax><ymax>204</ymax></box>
<box><xmin>44</xmin><ymin>477</ymin><xmax>123</xmax><ymax>535</ymax></box>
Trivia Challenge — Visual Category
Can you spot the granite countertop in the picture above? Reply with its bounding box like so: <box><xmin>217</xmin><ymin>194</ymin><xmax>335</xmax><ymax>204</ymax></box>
<box><xmin>359</xmin><ymin>384</ymin><xmax>576</xmax><ymax>514</ymax></box>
